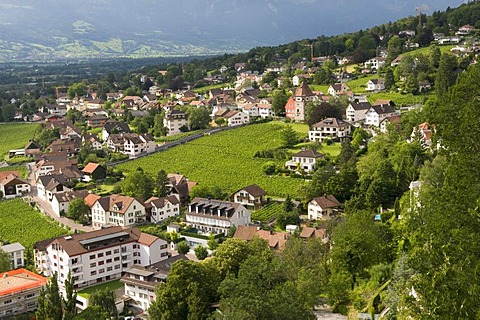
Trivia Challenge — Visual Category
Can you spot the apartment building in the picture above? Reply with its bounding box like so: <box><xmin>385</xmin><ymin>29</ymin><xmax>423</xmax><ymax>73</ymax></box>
<box><xmin>0</xmin><ymin>269</ymin><xmax>47</xmax><ymax>318</ymax></box>
<box><xmin>33</xmin><ymin>227</ymin><xmax>168</xmax><ymax>292</ymax></box>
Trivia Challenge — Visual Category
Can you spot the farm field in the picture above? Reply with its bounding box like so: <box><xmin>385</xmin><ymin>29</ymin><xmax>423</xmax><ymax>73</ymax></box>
<box><xmin>118</xmin><ymin>122</ymin><xmax>308</xmax><ymax>198</ymax></box>
<box><xmin>0</xmin><ymin>123</ymin><xmax>38</xmax><ymax>158</ymax></box>
<box><xmin>0</xmin><ymin>198</ymin><xmax>68</xmax><ymax>248</ymax></box>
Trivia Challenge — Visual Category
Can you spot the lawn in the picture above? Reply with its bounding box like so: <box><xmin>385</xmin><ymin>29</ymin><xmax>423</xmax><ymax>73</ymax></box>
<box><xmin>0</xmin><ymin>198</ymin><xmax>68</xmax><ymax>248</ymax></box>
<box><xmin>118</xmin><ymin>122</ymin><xmax>308</xmax><ymax>198</ymax></box>
<box><xmin>310</xmin><ymin>84</ymin><xmax>329</xmax><ymax>94</ymax></box>
<box><xmin>77</xmin><ymin>280</ymin><xmax>124</xmax><ymax>298</ymax></box>
<box><xmin>0</xmin><ymin>123</ymin><xmax>39</xmax><ymax>158</ymax></box>
<box><xmin>346</xmin><ymin>74</ymin><xmax>378</xmax><ymax>93</ymax></box>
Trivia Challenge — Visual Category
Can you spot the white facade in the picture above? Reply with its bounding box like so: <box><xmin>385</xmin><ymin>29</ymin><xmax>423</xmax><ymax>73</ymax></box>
<box><xmin>345</xmin><ymin>102</ymin><xmax>371</xmax><ymax>123</ymax></box>
<box><xmin>147</xmin><ymin>196</ymin><xmax>181</xmax><ymax>224</ymax></box>
<box><xmin>226</xmin><ymin>111</ymin><xmax>250</xmax><ymax>126</ymax></box>
<box><xmin>0</xmin><ymin>243</ymin><xmax>25</xmax><ymax>269</ymax></box>
<box><xmin>0</xmin><ymin>178</ymin><xmax>30</xmax><ymax>200</ymax></box>
<box><xmin>285</xmin><ymin>150</ymin><xmax>323</xmax><ymax>172</ymax></box>
<box><xmin>366</xmin><ymin>79</ymin><xmax>385</xmax><ymax>92</ymax></box>
<box><xmin>34</xmin><ymin>227</ymin><xmax>168</xmax><ymax>293</ymax></box>
<box><xmin>365</xmin><ymin>106</ymin><xmax>398</xmax><ymax>127</ymax></box>
<box><xmin>307</xmin><ymin>196</ymin><xmax>340</xmax><ymax>220</ymax></box>
<box><xmin>163</xmin><ymin>111</ymin><xmax>189</xmax><ymax>136</ymax></box>
<box><xmin>364</xmin><ymin>57</ymin><xmax>386</xmax><ymax>70</ymax></box>
<box><xmin>308</xmin><ymin>118</ymin><xmax>351</xmax><ymax>142</ymax></box>
<box><xmin>186</xmin><ymin>198</ymin><xmax>251</xmax><ymax>235</ymax></box>
<box><xmin>91</xmin><ymin>196</ymin><xmax>147</xmax><ymax>229</ymax></box>
<box><xmin>123</xmin><ymin>135</ymin><xmax>156</xmax><ymax>158</ymax></box>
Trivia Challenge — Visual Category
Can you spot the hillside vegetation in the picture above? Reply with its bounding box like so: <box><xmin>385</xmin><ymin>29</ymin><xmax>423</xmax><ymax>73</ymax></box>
<box><xmin>118</xmin><ymin>122</ymin><xmax>310</xmax><ymax>198</ymax></box>
<box><xmin>0</xmin><ymin>198</ymin><xmax>68</xmax><ymax>248</ymax></box>
<box><xmin>0</xmin><ymin>123</ymin><xmax>38</xmax><ymax>158</ymax></box>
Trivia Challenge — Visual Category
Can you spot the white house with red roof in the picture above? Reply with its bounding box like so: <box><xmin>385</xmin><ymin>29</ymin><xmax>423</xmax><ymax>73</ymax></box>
<box><xmin>308</xmin><ymin>195</ymin><xmax>341</xmax><ymax>220</ymax></box>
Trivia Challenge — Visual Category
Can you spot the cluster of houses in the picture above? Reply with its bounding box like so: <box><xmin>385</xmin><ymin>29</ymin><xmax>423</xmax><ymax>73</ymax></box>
<box><xmin>5</xmin><ymin>25</ymin><xmax>475</xmax><ymax>319</ymax></box>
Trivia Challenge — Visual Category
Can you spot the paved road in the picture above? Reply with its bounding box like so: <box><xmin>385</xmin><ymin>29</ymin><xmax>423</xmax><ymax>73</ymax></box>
<box><xmin>26</xmin><ymin>162</ymin><xmax>93</xmax><ymax>233</ymax></box>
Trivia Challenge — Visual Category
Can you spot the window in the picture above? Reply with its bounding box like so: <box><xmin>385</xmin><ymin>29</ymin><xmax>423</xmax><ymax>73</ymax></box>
<box><xmin>97</xmin><ymin>253</ymin><xmax>104</xmax><ymax>258</ymax></box>
<box><xmin>106</xmin><ymin>259</ymin><xmax>112</xmax><ymax>263</ymax></box>
<box><xmin>98</xmin><ymin>261</ymin><xmax>104</xmax><ymax>266</ymax></box>
<box><xmin>106</xmin><ymin>251</ymin><xmax>111</xmax><ymax>256</ymax></box>
<box><xmin>4</xmin><ymin>299</ymin><xmax>12</xmax><ymax>305</ymax></box>
<box><xmin>90</xmin><ymin>263</ymin><xmax>96</xmax><ymax>268</ymax></box>
<box><xmin>90</xmin><ymin>271</ymin><xmax>97</xmax><ymax>276</ymax></box>
<box><xmin>107</xmin><ymin>266</ymin><xmax>113</xmax><ymax>271</ymax></box>
<box><xmin>90</xmin><ymin>255</ymin><xmax>95</xmax><ymax>260</ymax></box>
<box><xmin>114</xmin><ymin>257</ymin><xmax>120</xmax><ymax>262</ymax></box>
<box><xmin>113</xmin><ymin>249</ymin><xmax>119</xmax><ymax>254</ymax></box>
<box><xmin>114</xmin><ymin>264</ymin><xmax>120</xmax><ymax>269</ymax></box>
<box><xmin>99</xmin><ymin>269</ymin><xmax>105</xmax><ymax>274</ymax></box>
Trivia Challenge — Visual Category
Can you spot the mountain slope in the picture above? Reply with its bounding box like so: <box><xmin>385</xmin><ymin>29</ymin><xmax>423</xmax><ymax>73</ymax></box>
<box><xmin>0</xmin><ymin>0</ymin><xmax>464</xmax><ymax>61</ymax></box>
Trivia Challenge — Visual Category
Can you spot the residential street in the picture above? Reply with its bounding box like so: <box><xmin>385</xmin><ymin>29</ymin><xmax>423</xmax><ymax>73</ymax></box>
<box><xmin>26</xmin><ymin>162</ymin><xmax>93</xmax><ymax>233</ymax></box>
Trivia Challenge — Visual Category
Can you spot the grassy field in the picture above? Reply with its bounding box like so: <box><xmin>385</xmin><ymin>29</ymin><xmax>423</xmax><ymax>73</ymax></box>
<box><xmin>0</xmin><ymin>198</ymin><xmax>68</xmax><ymax>248</ymax></box>
<box><xmin>77</xmin><ymin>280</ymin><xmax>123</xmax><ymax>298</ymax></box>
<box><xmin>0</xmin><ymin>123</ymin><xmax>38</xmax><ymax>158</ymax></box>
<box><xmin>118</xmin><ymin>122</ymin><xmax>308</xmax><ymax>198</ymax></box>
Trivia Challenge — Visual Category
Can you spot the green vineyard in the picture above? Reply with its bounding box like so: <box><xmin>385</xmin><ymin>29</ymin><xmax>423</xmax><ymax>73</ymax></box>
<box><xmin>251</xmin><ymin>202</ymin><xmax>284</xmax><ymax>222</ymax></box>
<box><xmin>0</xmin><ymin>198</ymin><xmax>69</xmax><ymax>248</ymax></box>
<box><xmin>118</xmin><ymin>122</ymin><xmax>309</xmax><ymax>198</ymax></box>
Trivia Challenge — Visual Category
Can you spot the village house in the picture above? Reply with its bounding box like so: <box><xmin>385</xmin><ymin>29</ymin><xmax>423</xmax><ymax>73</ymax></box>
<box><xmin>285</xmin><ymin>149</ymin><xmax>324</xmax><ymax>172</ymax></box>
<box><xmin>121</xmin><ymin>254</ymin><xmax>188</xmax><ymax>312</ymax></box>
<box><xmin>364</xmin><ymin>101</ymin><xmax>398</xmax><ymax>127</ymax></box>
<box><xmin>234</xmin><ymin>226</ymin><xmax>290</xmax><ymax>251</ymax></box>
<box><xmin>292</xmin><ymin>74</ymin><xmax>311</xmax><ymax>86</ymax></box>
<box><xmin>364</xmin><ymin>57</ymin><xmax>386</xmax><ymax>70</ymax></box>
<box><xmin>345</xmin><ymin>101</ymin><xmax>372</xmax><ymax>123</ymax></box>
<box><xmin>91</xmin><ymin>194</ymin><xmax>147</xmax><ymax>228</ymax></box>
<box><xmin>33</xmin><ymin>227</ymin><xmax>168</xmax><ymax>294</ymax></box>
<box><xmin>0</xmin><ymin>269</ymin><xmax>47</xmax><ymax>318</ymax></box>
<box><xmin>82</xmin><ymin>163</ymin><xmax>107</xmax><ymax>182</ymax></box>
<box><xmin>144</xmin><ymin>195</ymin><xmax>181</xmax><ymax>223</ymax></box>
<box><xmin>106</xmin><ymin>133</ymin><xmax>156</xmax><ymax>158</ymax></box>
<box><xmin>36</xmin><ymin>175</ymin><xmax>72</xmax><ymax>203</ymax></box>
<box><xmin>167</xmin><ymin>173</ymin><xmax>197</xmax><ymax>204</ymax></box>
<box><xmin>285</xmin><ymin>81</ymin><xmax>316</xmax><ymax>121</ymax></box>
<box><xmin>163</xmin><ymin>110</ymin><xmax>189</xmax><ymax>135</ymax></box>
<box><xmin>102</xmin><ymin>120</ymin><xmax>131</xmax><ymax>142</ymax></box>
<box><xmin>0</xmin><ymin>171</ymin><xmax>30</xmax><ymax>199</ymax></box>
<box><xmin>411</xmin><ymin>122</ymin><xmax>434</xmax><ymax>149</ymax></box>
<box><xmin>299</xmin><ymin>227</ymin><xmax>328</xmax><ymax>242</ymax></box>
<box><xmin>223</xmin><ymin>110</ymin><xmax>250</xmax><ymax>126</ymax></box>
<box><xmin>82</xmin><ymin>134</ymin><xmax>103</xmax><ymax>150</ymax></box>
<box><xmin>366</xmin><ymin>78</ymin><xmax>385</xmax><ymax>92</ymax></box>
<box><xmin>50</xmin><ymin>190</ymin><xmax>89</xmax><ymax>217</ymax></box>
<box><xmin>380</xmin><ymin>115</ymin><xmax>402</xmax><ymax>133</ymax></box>
<box><xmin>86</xmin><ymin>115</ymin><xmax>108</xmax><ymax>128</ymax></box>
<box><xmin>231</xmin><ymin>184</ymin><xmax>268</xmax><ymax>210</ymax></box>
<box><xmin>186</xmin><ymin>198</ymin><xmax>252</xmax><ymax>235</ymax></box>
<box><xmin>123</xmin><ymin>133</ymin><xmax>156</xmax><ymax>158</ymax></box>
<box><xmin>308</xmin><ymin>195</ymin><xmax>341</xmax><ymax>220</ymax></box>
<box><xmin>309</xmin><ymin>118</ymin><xmax>351</xmax><ymax>142</ymax></box>
<box><xmin>327</xmin><ymin>83</ymin><xmax>351</xmax><ymax>97</ymax></box>
<box><xmin>0</xmin><ymin>243</ymin><xmax>25</xmax><ymax>269</ymax></box>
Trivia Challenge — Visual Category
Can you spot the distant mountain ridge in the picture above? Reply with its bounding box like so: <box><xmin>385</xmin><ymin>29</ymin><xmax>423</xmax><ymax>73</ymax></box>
<box><xmin>0</xmin><ymin>0</ymin><xmax>464</xmax><ymax>61</ymax></box>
